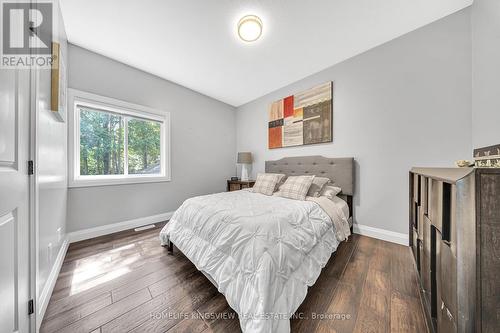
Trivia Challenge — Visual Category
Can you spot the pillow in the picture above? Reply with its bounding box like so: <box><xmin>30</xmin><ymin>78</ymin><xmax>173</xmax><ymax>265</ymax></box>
<box><xmin>307</xmin><ymin>176</ymin><xmax>331</xmax><ymax>197</ymax></box>
<box><xmin>321</xmin><ymin>185</ymin><xmax>342</xmax><ymax>200</ymax></box>
<box><xmin>275</xmin><ymin>174</ymin><xmax>287</xmax><ymax>191</ymax></box>
<box><xmin>276</xmin><ymin>175</ymin><xmax>315</xmax><ymax>201</ymax></box>
<box><xmin>252</xmin><ymin>173</ymin><xmax>286</xmax><ymax>196</ymax></box>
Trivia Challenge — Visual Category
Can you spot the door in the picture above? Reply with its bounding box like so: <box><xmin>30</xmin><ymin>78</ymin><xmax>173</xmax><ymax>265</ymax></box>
<box><xmin>0</xmin><ymin>67</ymin><xmax>32</xmax><ymax>332</ymax></box>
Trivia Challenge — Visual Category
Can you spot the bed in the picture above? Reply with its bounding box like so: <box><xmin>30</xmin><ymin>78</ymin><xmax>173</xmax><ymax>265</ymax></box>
<box><xmin>159</xmin><ymin>156</ymin><xmax>354</xmax><ymax>333</ymax></box>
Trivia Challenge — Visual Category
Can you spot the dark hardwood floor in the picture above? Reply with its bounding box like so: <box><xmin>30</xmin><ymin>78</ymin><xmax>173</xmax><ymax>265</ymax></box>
<box><xmin>41</xmin><ymin>223</ymin><xmax>428</xmax><ymax>333</ymax></box>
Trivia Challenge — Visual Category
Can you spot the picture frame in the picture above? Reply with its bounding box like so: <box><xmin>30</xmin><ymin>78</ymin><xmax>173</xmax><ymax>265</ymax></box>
<box><xmin>268</xmin><ymin>82</ymin><xmax>333</xmax><ymax>149</ymax></box>
<box><xmin>51</xmin><ymin>42</ymin><xmax>67</xmax><ymax>122</ymax></box>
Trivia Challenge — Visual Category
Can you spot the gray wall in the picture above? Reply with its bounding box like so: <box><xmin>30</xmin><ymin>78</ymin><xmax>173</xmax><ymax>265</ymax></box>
<box><xmin>236</xmin><ymin>9</ymin><xmax>472</xmax><ymax>235</ymax></box>
<box><xmin>67</xmin><ymin>45</ymin><xmax>236</xmax><ymax>232</ymax></box>
<box><xmin>472</xmin><ymin>0</ymin><xmax>500</xmax><ymax>149</ymax></box>
<box><xmin>37</xmin><ymin>0</ymin><xmax>68</xmax><ymax>307</ymax></box>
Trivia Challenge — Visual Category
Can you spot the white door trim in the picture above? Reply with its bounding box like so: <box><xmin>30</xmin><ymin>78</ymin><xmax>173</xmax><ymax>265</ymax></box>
<box><xmin>36</xmin><ymin>238</ymin><xmax>69</xmax><ymax>327</ymax></box>
<box><xmin>29</xmin><ymin>50</ymin><xmax>39</xmax><ymax>333</ymax></box>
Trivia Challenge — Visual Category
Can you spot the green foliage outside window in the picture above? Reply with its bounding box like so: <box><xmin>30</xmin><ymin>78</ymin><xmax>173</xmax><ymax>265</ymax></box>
<box><xmin>79</xmin><ymin>107</ymin><xmax>161</xmax><ymax>176</ymax></box>
<box><xmin>128</xmin><ymin>118</ymin><xmax>161</xmax><ymax>174</ymax></box>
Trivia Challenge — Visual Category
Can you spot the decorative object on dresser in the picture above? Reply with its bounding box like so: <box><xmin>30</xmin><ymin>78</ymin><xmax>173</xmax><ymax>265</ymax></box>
<box><xmin>474</xmin><ymin>144</ymin><xmax>500</xmax><ymax>168</ymax></box>
<box><xmin>237</xmin><ymin>151</ymin><xmax>253</xmax><ymax>181</ymax></box>
<box><xmin>455</xmin><ymin>160</ymin><xmax>474</xmax><ymax>168</ymax></box>
<box><xmin>409</xmin><ymin>167</ymin><xmax>500</xmax><ymax>333</ymax></box>
<box><xmin>227</xmin><ymin>179</ymin><xmax>255</xmax><ymax>192</ymax></box>
<box><xmin>268</xmin><ymin>82</ymin><xmax>333</xmax><ymax>149</ymax></box>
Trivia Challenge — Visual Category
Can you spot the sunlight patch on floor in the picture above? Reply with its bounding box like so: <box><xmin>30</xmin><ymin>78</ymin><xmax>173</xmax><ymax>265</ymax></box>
<box><xmin>69</xmin><ymin>244</ymin><xmax>143</xmax><ymax>295</ymax></box>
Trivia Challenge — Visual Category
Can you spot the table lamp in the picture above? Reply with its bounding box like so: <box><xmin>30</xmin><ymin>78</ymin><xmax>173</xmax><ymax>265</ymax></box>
<box><xmin>237</xmin><ymin>152</ymin><xmax>253</xmax><ymax>181</ymax></box>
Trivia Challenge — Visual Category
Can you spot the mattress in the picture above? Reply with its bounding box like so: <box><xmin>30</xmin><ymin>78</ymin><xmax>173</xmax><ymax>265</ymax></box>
<box><xmin>159</xmin><ymin>190</ymin><xmax>350</xmax><ymax>333</ymax></box>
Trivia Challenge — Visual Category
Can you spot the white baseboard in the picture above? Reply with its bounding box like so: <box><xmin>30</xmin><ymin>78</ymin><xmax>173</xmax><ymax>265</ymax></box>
<box><xmin>67</xmin><ymin>211</ymin><xmax>174</xmax><ymax>243</ymax></box>
<box><xmin>37</xmin><ymin>238</ymin><xmax>69</xmax><ymax>331</ymax></box>
<box><xmin>353</xmin><ymin>223</ymin><xmax>409</xmax><ymax>246</ymax></box>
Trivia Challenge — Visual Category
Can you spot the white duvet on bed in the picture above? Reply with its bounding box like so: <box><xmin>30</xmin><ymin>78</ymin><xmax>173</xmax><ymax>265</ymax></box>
<box><xmin>159</xmin><ymin>190</ymin><xmax>350</xmax><ymax>333</ymax></box>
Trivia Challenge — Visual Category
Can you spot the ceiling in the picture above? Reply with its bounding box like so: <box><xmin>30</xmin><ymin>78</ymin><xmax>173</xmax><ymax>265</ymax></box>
<box><xmin>60</xmin><ymin>0</ymin><xmax>473</xmax><ymax>107</ymax></box>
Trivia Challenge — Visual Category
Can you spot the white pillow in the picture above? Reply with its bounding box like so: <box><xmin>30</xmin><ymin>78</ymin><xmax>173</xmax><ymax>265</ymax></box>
<box><xmin>321</xmin><ymin>185</ymin><xmax>342</xmax><ymax>200</ymax></box>
<box><xmin>275</xmin><ymin>175</ymin><xmax>315</xmax><ymax>201</ymax></box>
<box><xmin>252</xmin><ymin>173</ymin><xmax>285</xmax><ymax>196</ymax></box>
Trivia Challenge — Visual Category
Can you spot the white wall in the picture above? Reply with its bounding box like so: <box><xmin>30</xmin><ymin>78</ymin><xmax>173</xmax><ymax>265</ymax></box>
<box><xmin>36</xmin><ymin>0</ymin><xmax>68</xmax><ymax>318</ymax></box>
<box><xmin>472</xmin><ymin>0</ymin><xmax>500</xmax><ymax>149</ymax></box>
<box><xmin>66</xmin><ymin>45</ymin><xmax>236</xmax><ymax>232</ymax></box>
<box><xmin>236</xmin><ymin>9</ymin><xmax>472</xmax><ymax>235</ymax></box>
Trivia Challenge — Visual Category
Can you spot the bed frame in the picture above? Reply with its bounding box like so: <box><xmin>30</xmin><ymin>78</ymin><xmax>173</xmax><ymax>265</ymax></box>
<box><xmin>265</xmin><ymin>156</ymin><xmax>355</xmax><ymax>222</ymax></box>
<box><xmin>167</xmin><ymin>156</ymin><xmax>355</xmax><ymax>253</ymax></box>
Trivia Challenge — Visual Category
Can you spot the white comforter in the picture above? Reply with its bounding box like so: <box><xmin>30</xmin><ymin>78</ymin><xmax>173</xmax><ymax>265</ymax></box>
<box><xmin>159</xmin><ymin>190</ymin><xmax>350</xmax><ymax>333</ymax></box>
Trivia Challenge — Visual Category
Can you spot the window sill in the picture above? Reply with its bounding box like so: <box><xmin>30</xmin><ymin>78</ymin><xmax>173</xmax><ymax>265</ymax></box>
<box><xmin>68</xmin><ymin>175</ymin><xmax>171</xmax><ymax>188</ymax></box>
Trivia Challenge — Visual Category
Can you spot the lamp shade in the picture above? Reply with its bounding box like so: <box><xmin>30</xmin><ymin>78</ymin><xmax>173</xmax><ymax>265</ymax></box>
<box><xmin>237</xmin><ymin>152</ymin><xmax>253</xmax><ymax>164</ymax></box>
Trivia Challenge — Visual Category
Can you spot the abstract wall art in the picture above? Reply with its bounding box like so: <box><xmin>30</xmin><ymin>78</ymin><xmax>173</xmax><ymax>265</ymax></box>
<box><xmin>268</xmin><ymin>82</ymin><xmax>332</xmax><ymax>149</ymax></box>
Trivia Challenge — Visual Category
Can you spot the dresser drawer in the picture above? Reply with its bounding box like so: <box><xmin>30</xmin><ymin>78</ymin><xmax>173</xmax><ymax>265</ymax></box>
<box><xmin>421</xmin><ymin>176</ymin><xmax>429</xmax><ymax>216</ymax></box>
<box><xmin>439</xmin><ymin>240</ymin><xmax>457</xmax><ymax>321</ymax></box>
<box><xmin>229</xmin><ymin>183</ymin><xmax>241</xmax><ymax>191</ymax></box>
<box><xmin>413</xmin><ymin>174</ymin><xmax>420</xmax><ymax>203</ymax></box>
<box><xmin>227</xmin><ymin>180</ymin><xmax>255</xmax><ymax>192</ymax></box>
<box><xmin>412</xmin><ymin>228</ymin><xmax>419</xmax><ymax>264</ymax></box>
<box><xmin>420</xmin><ymin>215</ymin><xmax>432</xmax><ymax>296</ymax></box>
<box><xmin>417</xmin><ymin>206</ymin><xmax>424</xmax><ymax>239</ymax></box>
<box><xmin>429</xmin><ymin>179</ymin><xmax>442</xmax><ymax>232</ymax></box>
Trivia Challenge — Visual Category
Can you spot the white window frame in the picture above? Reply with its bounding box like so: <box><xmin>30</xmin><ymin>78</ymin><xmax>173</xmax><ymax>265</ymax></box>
<box><xmin>68</xmin><ymin>89</ymin><xmax>171</xmax><ymax>187</ymax></box>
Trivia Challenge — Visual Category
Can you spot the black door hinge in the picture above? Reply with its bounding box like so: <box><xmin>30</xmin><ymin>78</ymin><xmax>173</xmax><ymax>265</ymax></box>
<box><xmin>28</xmin><ymin>299</ymin><xmax>34</xmax><ymax>315</ymax></box>
<box><xmin>28</xmin><ymin>160</ymin><xmax>34</xmax><ymax>175</ymax></box>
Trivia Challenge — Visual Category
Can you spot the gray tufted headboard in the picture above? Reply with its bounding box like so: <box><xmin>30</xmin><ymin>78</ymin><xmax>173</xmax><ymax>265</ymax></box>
<box><xmin>265</xmin><ymin>156</ymin><xmax>355</xmax><ymax>196</ymax></box>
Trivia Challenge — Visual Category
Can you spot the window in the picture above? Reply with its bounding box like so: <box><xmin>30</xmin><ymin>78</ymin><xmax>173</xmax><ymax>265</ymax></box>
<box><xmin>69</xmin><ymin>89</ymin><xmax>170</xmax><ymax>187</ymax></box>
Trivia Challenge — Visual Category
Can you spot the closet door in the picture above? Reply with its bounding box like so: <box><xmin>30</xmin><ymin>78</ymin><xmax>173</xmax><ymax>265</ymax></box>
<box><xmin>0</xmin><ymin>68</ymin><xmax>32</xmax><ymax>332</ymax></box>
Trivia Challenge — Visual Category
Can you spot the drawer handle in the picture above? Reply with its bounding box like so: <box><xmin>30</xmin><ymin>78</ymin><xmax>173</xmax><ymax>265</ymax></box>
<box><xmin>441</xmin><ymin>301</ymin><xmax>454</xmax><ymax>321</ymax></box>
<box><xmin>442</xmin><ymin>240</ymin><xmax>451</xmax><ymax>246</ymax></box>
<box><xmin>446</xmin><ymin>308</ymin><xmax>453</xmax><ymax>321</ymax></box>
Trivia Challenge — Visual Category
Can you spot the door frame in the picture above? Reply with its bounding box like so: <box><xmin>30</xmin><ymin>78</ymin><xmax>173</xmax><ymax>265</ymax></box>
<box><xmin>28</xmin><ymin>10</ymin><xmax>38</xmax><ymax>330</ymax></box>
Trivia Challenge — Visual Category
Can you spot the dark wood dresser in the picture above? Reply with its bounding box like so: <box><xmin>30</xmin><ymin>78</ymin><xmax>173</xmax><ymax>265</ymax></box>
<box><xmin>409</xmin><ymin>168</ymin><xmax>500</xmax><ymax>333</ymax></box>
<box><xmin>227</xmin><ymin>179</ymin><xmax>255</xmax><ymax>192</ymax></box>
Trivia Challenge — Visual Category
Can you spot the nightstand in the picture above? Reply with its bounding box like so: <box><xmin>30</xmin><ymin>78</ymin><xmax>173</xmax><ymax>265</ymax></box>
<box><xmin>227</xmin><ymin>179</ymin><xmax>255</xmax><ymax>192</ymax></box>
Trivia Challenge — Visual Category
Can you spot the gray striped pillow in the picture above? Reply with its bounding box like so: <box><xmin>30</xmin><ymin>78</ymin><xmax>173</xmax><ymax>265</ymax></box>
<box><xmin>252</xmin><ymin>173</ymin><xmax>285</xmax><ymax>196</ymax></box>
<box><xmin>307</xmin><ymin>176</ymin><xmax>331</xmax><ymax>197</ymax></box>
<box><xmin>276</xmin><ymin>175</ymin><xmax>315</xmax><ymax>200</ymax></box>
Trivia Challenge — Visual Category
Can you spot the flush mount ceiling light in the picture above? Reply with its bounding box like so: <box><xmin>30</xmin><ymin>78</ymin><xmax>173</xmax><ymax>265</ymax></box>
<box><xmin>237</xmin><ymin>15</ymin><xmax>263</xmax><ymax>42</ymax></box>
